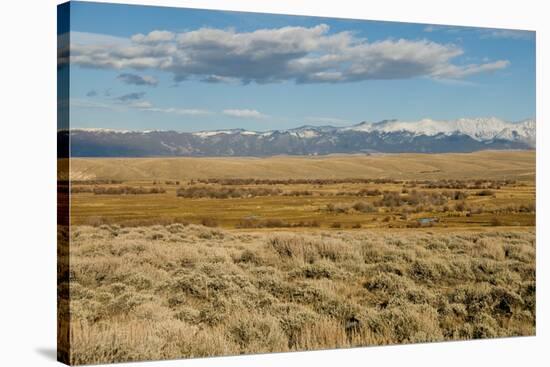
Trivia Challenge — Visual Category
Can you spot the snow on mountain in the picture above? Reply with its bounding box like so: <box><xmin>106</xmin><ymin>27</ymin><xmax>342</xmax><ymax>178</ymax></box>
<box><xmin>493</xmin><ymin>119</ymin><xmax>536</xmax><ymax>146</ymax></box>
<box><xmin>73</xmin><ymin>127</ymin><xmax>133</xmax><ymax>134</ymax></box>
<box><xmin>453</xmin><ymin>117</ymin><xmax>510</xmax><ymax>140</ymax></box>
<box><xmin>193</xmin><ymin>129</ymin><xmax>257</xmax><ymax>138</ymax></box>
<box><xmin>68</xmin><ymin>117</ymin><xmax>535</xmax><ymax>157</ymax></box>
<box><xmin>347</xmin><ymin>117</ymin><xmax>535</xmax><ymax>146</ymax></box>
<box><xmin>72</xmin><ymin>118</ymin><xmax>535</xmax><ymax>146</ymax></box>
<box><xmin>193</xmin><ymin>131</ymin><xmax>232</xmax><ymax>138</ymax></box>
<box><xmin>288</xmin><ymin>128</ymin><xmax>320</xmax><ymax>138</ymax></box>
<box><xmin>287</xmin><ymin>125</ymin><xmax>339</xmax><ymax>138</ymax></box>
<box><xmin>289</xmin><ymin>130</ymin><xmax>319</xmax><ymax>138</ymax></box>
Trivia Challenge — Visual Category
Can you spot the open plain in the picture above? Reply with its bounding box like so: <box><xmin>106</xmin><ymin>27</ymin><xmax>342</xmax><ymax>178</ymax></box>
<box><xmin>64</xmin><ymin>151</ymin><xmax>536</xmax><ymax>364</ymax></box>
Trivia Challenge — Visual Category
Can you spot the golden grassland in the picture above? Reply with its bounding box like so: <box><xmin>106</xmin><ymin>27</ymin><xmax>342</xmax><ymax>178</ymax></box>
<box><xmin>61</xmin><ymin>151</ymin><xmax>536</xmax><ymax>364</ymax></box>
<box><xmin>68</xmin><ymin>150</ymin><xmax>535</xmax><ymax>181</ymax></box>
<box><xmin>70</xmin><ymin>180</ymin><xmax>535</xmax><ymax>229</ymax></box>
<box><xmin>68</xmin><ymin>151</ymin><xmax>535</xmax><ymax>229</ymax></box>
<box><xmin>64</xmin><ymin>225</ymin><xmax>535</xmax><ymax>365</ymax></box>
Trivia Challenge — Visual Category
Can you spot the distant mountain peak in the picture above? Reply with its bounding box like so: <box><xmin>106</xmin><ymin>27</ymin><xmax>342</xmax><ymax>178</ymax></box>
<box><xmin>345</xmin><ymin>117</ymin><xmax>534</xmax><ymax>143</ymax></box>
<box><xmin>68</xmin><ymin>117</ymin><xmax>535</xmax><ymax>157</ymax></box>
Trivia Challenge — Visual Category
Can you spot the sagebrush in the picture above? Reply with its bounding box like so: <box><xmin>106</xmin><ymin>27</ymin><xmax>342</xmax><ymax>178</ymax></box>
<box><xmin>64</xmin><ymin>225</ymin><xmax>535</xmax><ymax>365</ymax></box>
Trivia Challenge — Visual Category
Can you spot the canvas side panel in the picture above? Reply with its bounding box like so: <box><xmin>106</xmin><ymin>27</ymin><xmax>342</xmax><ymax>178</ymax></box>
<box><xmin>57</xmin><ymin>2</ymin><xmax>71</xmax><ymax>365</ymax></box>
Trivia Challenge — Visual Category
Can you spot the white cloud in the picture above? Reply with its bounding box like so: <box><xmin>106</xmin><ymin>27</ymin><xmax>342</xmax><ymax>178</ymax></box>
<box><xmin>223</xmin><ymin>109</ymin><xmax>267</xmax><ymax>119</ymax></box>
<box><xmin>131</xmin><ymin>30</ymin><xmax>175</xmax><ymax>43</ymax></box>
<box><xmin>69</xmin><ymin>25</ymin><xmax>510</xmax><ymax>83</ymax></box>
<box><xmin>432</xmin><ymin>60</ymin><xmax>510</xmax><ymax>79</ymax></box>
<box><xmin>201</xmin><ymin>75</ymin><xmax>240</xmax><ymax>84</ymax></box>
<box><xmin>125</xmin><ymin>98</ymin><xmax>211</xmax><ymax>115</ymax></box>
<box><xmin>144</xmin><ymin>107</ymin><xmax>211</xmax><ymax>115</ymax></box>
<box><xmin>72</xmin><ymin>93</ymin><xmax>210</xmax><ymax>116</ymax></box>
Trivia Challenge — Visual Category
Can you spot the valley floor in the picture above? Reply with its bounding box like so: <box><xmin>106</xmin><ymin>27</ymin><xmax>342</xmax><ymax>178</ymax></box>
<box><xmin>68</xmin><ymin>150</ymin><xmax>535</xmax><ymax>182</ymax></box>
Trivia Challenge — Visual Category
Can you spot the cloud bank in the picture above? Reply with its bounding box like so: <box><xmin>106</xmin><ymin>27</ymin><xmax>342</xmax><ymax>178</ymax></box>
<box><xmin>223</xmin><ymin>109</ymin><xmax>267</xmax><ymax>119</ymax></box>
<box><xmin>70</xmin><ymin>25</ymin><xmax>509</xmax><ymax>84</ymax></box>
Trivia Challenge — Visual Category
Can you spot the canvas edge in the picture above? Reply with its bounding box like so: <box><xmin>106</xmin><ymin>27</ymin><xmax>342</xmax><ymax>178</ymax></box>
<box><xmin>57</xmin><ymin>1</ymin><xmax>71</xmax><ymax>365</ymax></box>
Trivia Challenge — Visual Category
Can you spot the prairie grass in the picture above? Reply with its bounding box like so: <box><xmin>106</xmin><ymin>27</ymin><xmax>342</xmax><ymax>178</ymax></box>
<box><xmin>70</xmin><ymin>176</ymin><xmax>535</xmax><ymax>229</ymax></box>
<box><xmin>66</xmin><ymin>225</ymin><xmax>535</xmax><ymax>365</ymax></box>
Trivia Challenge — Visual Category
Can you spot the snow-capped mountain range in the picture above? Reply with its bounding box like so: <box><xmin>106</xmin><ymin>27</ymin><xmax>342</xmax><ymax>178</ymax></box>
<box><xmin>345</xmin><ymin>117</ymin><xmax>535</xmax><ymax>144</ymax></box>
<box><xmin>65</xmin><ymin>117</ymin><xmax>535</xmax><ymax>157</ymax></box>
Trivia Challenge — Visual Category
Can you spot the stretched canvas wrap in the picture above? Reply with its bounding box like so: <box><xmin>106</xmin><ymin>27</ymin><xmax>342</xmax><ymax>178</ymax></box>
<box><xmin>57</xmin><ymin>1</ymin><xmax>536</xmax><ymax>365</ymax></box>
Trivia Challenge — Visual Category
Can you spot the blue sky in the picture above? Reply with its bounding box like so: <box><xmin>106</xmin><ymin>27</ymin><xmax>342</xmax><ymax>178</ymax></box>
<box><xmin>66</xmin><ymin>1</ymin><xmax>535</xmax><ymax>132</ymax></box>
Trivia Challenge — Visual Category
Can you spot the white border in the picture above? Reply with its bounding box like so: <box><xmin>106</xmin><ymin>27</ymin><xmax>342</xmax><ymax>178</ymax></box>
<box><xmin>0</xmin><ymin>1</ymin><xmax>546</xmax><ymax>366</ymax></box>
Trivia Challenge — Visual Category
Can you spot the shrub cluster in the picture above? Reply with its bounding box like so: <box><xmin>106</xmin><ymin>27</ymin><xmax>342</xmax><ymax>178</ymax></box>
<box><xmin>335</xmin><ymin>189</ymin><xmax>383</xmax><ymax>197</ymax></box>
<box><xmin>67</xmin><ymin>225</ymin><xmax>535</xmax><ymax>364</ymax></box>
<box><xmin>422</xmin><ymin>179</ymin><xmax>514</xmax><ymax>190</ymax></box>
<box><xmin>71</xmin><ymin>179</ymin><xmax>123</xmax><ymax>185</ymax></box>
<box><xmin>194</xmin><ymin>178</ymin><xmax>402</xmax><ymax>186</ymax></box>
<box><xmin>71</xmin><ymin>186</ymin><xmax>93</xmax><ymax>193</ymax></box>
<box><xmin>283</xmin><ymin>190</ymin><xmax>313</xmax><ymax>196</ymax></box>
<box><xmin>90</xmin><ymin>186</ymin><xmax>166</xmax><ymax>195</ymax></box>
<box><xmin>236</xmin><ymin>218</ymin><xmax>320</xmax><ymax>229</ymax></box>
<box><xmin>476</xmin><ymin>189</ymin><xmax>496</xmax><ymax>196</ymax></box>
<box><xmin>374</xmin><ymin>190</ymin><xmax>449</xmax><ymax>208</ymax></box>
<box><xmin>176</xmin><ymin>186</ymin><xmax>282</xmax><ymax>199</ymax></box>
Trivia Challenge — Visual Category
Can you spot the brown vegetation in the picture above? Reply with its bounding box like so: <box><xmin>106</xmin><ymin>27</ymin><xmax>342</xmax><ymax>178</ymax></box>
<box><xmin>70</xmin><ymin>171</ymin><xmax>535</xmax><ymax>230</ymax></box>
<box><xmin>176</xmin><ymin>186</ymin><xmax>282</xmax><ymax>199</ymax></box>
<box><xmin>93</xmin><ymin>186</ymin><xmax>166</xmax><ymax>195</ymax></box>
<box><xmin>237</xmin><ymin>218</ymin><xmax>320</xmax><ymax>229</ymax></box>
<box><xmin>69</xmin><ymin>151</ymin><xmax>536</xmax><ymax>183</ymax></box>
<box><xmin>72</xmin><ymin>186</ymin><xmax>166</xmax><ymax>195</ymax></box>
<box><xmin>65</xmin><ymin>152</ymin><xmax>536</xmax><ymax>365</ymax></box>
<box><xmin>72</xmin><ymin>179</ymin><xmax>123</xmax><ymax>185</ymax></box>
<box><xmin>66</xmin><ymin>225</ymin><xmax>535</xmax><ymax>364</ymax></box>
<box><xmin>195</xmin><ymin>178</ymin><xmax>401</xmax><ymax>186</ymax></box>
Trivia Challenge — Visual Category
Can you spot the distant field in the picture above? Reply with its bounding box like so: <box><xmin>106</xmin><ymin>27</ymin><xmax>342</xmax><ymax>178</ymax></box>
<box><xmin>69</xmin><ymin>151</ymin><xmax>535</xmax><ymax>229</ymax></box>
<box><xmin>69</xmin><ymin>150</ymin><xmax>535</xmax><ymax>181</ymax></box>
<box><xmin>70</xmin><ymin>180</ymin><xmax>535</xmax><ymax>229</ymax></box>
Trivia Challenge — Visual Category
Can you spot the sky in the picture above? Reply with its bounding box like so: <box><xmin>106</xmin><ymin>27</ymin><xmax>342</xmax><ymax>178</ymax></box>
<box><xmin>65</xmin><ymin>1</ymin><xmax>536</xmax><ymax>132</ymax></box>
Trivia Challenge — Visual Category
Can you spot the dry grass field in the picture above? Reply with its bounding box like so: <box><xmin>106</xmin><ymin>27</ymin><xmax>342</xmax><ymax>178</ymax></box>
<box><xmin>63</xmin><ymin>151</ymin><xmax>536</xmax><ymax>364</ymax></box>
<box><xmin>65</xmin><ymin>225</ymin><xmax>535</xmax><ymax>365</ymax></box>
<box><xmin>70</xmin><ymin>150</ymin><xmax>535</xmax><ymax>181</ymax></box>
<box><xmin>69</xmin><ymin>151</ymin><xmax>535</xmax><ymax>230</ymax></box>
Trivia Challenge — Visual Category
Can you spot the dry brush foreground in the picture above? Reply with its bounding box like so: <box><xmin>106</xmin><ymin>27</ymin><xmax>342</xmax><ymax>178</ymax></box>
<box><xmin>64</xmin><ymin>224</ymin><xmax>535</xmax><ymax>365</ymax></box>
